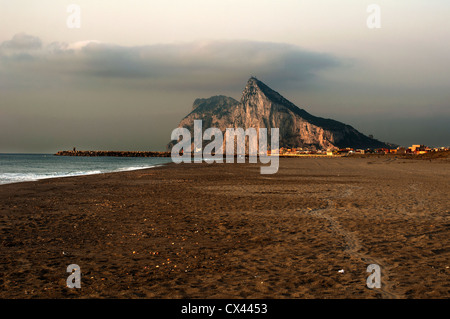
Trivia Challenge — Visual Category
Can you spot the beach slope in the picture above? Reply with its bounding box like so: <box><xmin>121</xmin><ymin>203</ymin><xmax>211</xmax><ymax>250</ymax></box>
<box><xmin>0</xmin><ymin>157</ymin><xmax>448</xmax><ymax>298</ymax></box>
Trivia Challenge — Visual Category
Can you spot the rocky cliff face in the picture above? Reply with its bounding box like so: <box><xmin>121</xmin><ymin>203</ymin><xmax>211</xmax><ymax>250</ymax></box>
<box><xmin>168</xmin><ymin>77</ymin><xmax>391</xmax><ymax>151</ymax></box>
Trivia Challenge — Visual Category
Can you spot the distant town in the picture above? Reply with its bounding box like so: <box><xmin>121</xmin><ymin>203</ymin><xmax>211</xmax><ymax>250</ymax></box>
<box><xmin>55</xmin><ymin>144</ymin><xmax>450</xmax><ymax>158</ymax></box>
<box><xmin>277</xmin><ymin>145</ymin><xmax>450</xmax><ymax>156</ymax></box>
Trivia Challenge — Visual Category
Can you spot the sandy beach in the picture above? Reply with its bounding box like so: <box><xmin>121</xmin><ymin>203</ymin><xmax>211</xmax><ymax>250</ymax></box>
<box><xmin>0</xmin><ymin>156</ymin><xmax>449</xmax><ymax>299</ymax></box>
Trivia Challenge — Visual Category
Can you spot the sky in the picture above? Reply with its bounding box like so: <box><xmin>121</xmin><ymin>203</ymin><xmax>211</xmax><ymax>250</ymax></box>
<box><xmin>0</xmin><ymin>0</ymin><xmax>449</xmax><ymax>152</ymax></box>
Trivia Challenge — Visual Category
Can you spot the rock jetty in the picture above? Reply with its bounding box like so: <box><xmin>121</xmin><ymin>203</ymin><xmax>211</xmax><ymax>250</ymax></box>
<box><xmin>55</xmin><ymin>150</ymin><xmax>171</xmax><ymax>157</ymax></box>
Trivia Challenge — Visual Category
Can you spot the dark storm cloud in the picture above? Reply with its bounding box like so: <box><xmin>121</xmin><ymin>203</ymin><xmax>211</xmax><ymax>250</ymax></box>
<box><xmin>0</xmin><ymin>35</ymin><xmax>340</xmax><ymax>90</ymax></box>
<box><xmin>79</xmin><ymin>41</ymin><xmax>340</xmax><ymax>82</ymax></box>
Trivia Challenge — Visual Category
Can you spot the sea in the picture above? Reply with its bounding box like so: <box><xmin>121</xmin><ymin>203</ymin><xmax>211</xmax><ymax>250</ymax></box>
<box><xmin>0</xmin><ymin>153</ymin><xmax>173</xmax><ymax>185</ymax></box>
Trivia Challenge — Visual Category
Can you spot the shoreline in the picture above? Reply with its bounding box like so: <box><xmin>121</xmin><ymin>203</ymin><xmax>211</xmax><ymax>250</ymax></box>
<box><xmin>0</xmin><ymin>163</ymin><xmax>172</xmax><ymax>187</ymax></box>
<box><xmin>0</xmin><ymin>157</ymin><xmax>449</xmax><ymax>298</ymax></box>
<box><xmin>2</xmin><ymin>151</ymin><xmax>449</xmax><ymax>187</ymax></box>
<box><xmin>0</xmin><ymin>154</ymin><xmax>174</xmax><ymax>186</ymax></box>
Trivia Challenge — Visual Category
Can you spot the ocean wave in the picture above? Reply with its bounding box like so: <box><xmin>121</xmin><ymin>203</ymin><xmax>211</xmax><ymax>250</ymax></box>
<box><xmin>0</xmin><ymin>170</ymin><xmax>103</xmax><ymax>185</ymax></box>
<box><xmin>0</xmin><ymin>155</ymin><xmax>171</xmax><ymax>185</ymax></box>
<box><xmin>116</xmin><ymin>165</ymin><xmax>156</xmax><ymax>172</ymax></box>
<box><xmin>0</xmin><ymin>166</ymin><xmax>163</xmax><ymax>185</ymax></box>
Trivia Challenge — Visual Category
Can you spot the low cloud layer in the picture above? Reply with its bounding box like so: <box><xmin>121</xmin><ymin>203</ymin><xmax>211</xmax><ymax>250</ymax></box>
<box><xmin>0</xmin><ymin>33</ymin><xmax>42</xmax><ymax>51</ymax></box>
<box><xmin>0</xmin><ymin>34</ymin><xmax>340</xmax><ymax>90</ymax></box>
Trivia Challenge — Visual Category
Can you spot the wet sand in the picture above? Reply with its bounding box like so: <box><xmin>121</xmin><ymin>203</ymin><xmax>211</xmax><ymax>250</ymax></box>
<box><xmin>0</xmin><ymin>157</ymin><xmax>449</xmax><ymax>298</ymax></box>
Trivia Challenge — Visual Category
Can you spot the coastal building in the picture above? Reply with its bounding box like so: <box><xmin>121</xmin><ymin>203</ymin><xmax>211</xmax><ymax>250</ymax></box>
<box><xmin>409</xmin><ymin>144</ymin><xmax>425</xmax><ymax>152</ymax></box>
<box><xmin>395</xmin><ymin>147</ymin><xmax>407</xmax><ymax>154</ymax></box>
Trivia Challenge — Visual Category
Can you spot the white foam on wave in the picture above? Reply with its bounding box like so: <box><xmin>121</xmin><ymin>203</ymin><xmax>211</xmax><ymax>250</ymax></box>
<box><xmin>0</xmin><ymin>164</ymin><xmax>164</xmax><ymax>185</ymax></box>
<box><xmin>0</xmin><ymin>170</ymin><xmax>103</xmax><ymax>185</ymax></box>
<box><xmin>116</xmin><ymin>165</ymin><xmax>156</xmax><ymax>172</ymax></box>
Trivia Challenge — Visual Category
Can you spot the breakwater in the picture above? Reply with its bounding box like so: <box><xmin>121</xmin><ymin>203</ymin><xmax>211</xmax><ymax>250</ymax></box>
<box><xmin>55</xmin><ymin>150</ymin><xmax>171</xmax><ymax>157</ymax></box>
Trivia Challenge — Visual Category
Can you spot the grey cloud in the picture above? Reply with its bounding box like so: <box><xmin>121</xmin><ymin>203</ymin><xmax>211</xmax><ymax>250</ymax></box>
<box><xmin>0</xmin><ymin>35</ymin><xmax>341</xmax><ymax>90</ymax></box>
<box><xmin>0</xmin><ymin>33</ymin><xmax>42</xmax><ymax>51</ymax></box>
<box><xmin>78</xmin><ymin>41</ymin><xmax>341</xmax><ymax>88</ymax></box>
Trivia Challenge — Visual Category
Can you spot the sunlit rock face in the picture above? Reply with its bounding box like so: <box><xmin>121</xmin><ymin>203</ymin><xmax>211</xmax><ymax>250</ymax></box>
<box><xmin>168</xmin><ymin>77</ymin><xmax>391</xmax><ymax>151</ymax></box>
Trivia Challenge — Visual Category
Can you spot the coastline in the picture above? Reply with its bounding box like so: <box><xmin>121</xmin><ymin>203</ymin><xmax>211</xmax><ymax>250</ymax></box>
<box><xmin>0</xmin><ymin>154</ymin><xmax>173</xmax><ymax>186</ymax></box>
<box><xmin>0</xmin><ymin>157</ymin><xmax>448</xmax><ymax>298</ymax></box>
<box><xmin>0</xmin><ymin>163</ymin><xmax>171</xmax><ymax>186</ymax></box>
